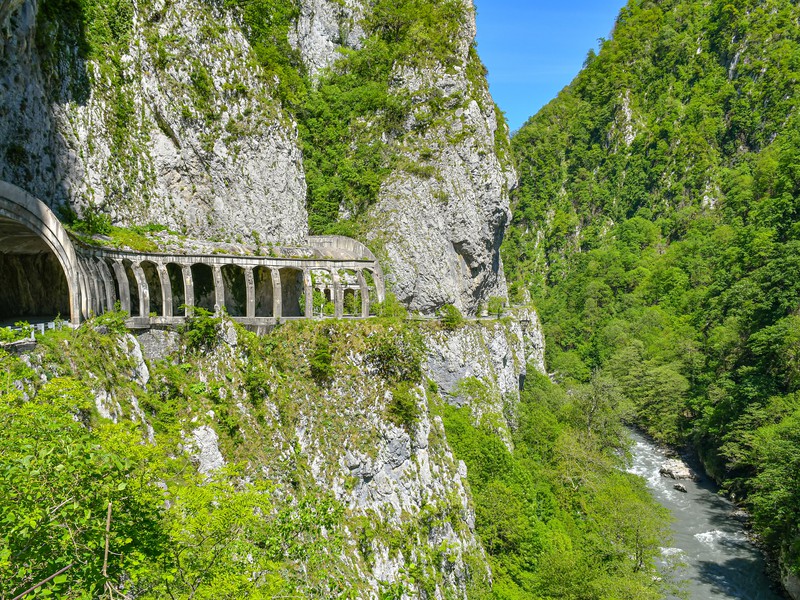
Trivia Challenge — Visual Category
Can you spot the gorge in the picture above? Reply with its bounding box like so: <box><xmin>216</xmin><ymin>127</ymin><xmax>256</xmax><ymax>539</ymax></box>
<box><xmin>3</xmin><ymin>0</ymin><xmax>800</xmax><ymax>599</ymax></box>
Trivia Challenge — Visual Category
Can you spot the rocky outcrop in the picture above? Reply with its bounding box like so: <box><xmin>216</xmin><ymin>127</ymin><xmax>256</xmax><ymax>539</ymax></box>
<box><xmin>659</xmin><ymin>458</ymin><xmax>698</xmax><ymax>481</ymax></box>
<box><xmin>288</xmin><ymin>0</ymin><xmax>515</xmax><ymax>314</ymax></box>
<box><xmin>425</xmin><ymin>311</ymin><xmax>545</xmax><ymax>449</ymax></box>
<box><xmin>0</xmin><ymin>0</ymin><xmax>307</xmax><ymax>244</ymax></box>
<box><xmin>366</xmin><ymin>1</ymin><xmax>515</xmax><ymax>315</ymax></box>
<box><xmin>289</xmin><ymin>0</ymin><xmax>365</xmax><ymax>78</ymax></box>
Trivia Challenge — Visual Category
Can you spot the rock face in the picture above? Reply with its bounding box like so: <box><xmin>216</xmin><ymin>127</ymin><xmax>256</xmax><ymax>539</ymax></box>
<box><xmin>0</xmin><ymin>0</ymin><xmax>308</xmax><ymax>244</ymax></box>
<box><xmin>365</xmin><ymin>1</ymin><xmax>515</xmax><ymax>315</ymax></box>
<box><xmin>425</xmin><ymin>311</ymin><xmax>546</xmax><ymax>449</ymax></box>
<box><xmin>288</xmin><ymin>0</ymin><xmax>365</xmax><ymax>78</ymax></box>
<box><xmin>1</xmin><ymin>0</ymin><xmax>514</xmax><ymax>313</ymax></box>
<box><xmin>289</xmin><ymin>0</ymin><xmax>516</xmax><ymax>315</ymax></box>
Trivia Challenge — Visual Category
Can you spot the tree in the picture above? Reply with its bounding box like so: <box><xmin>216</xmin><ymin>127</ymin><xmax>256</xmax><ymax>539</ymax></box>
<box><xmin>439</xmin><ymin>304</ymin><xmax>464</xmax><ymax>330</ymax></box>
<box><xmin>487</xmin><ymin>296</ymin><xmax>505</xmax><ymax>319</ymax></box>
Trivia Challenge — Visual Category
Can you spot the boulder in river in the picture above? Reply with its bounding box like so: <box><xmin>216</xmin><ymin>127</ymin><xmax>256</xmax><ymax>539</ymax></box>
<box><xmin>659</xmin><ymin>458</ymin><xmax>698</xmax><ymax>481</ymax></box>
<box><xmin>674</xmin><ymin>483</ymin><xmax>688</xmax><ymax>493</ymax></box>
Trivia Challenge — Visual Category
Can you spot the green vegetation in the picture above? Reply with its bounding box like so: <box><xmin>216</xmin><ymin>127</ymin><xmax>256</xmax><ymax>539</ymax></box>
<box><xmin>487</xmin><ymin>296</ymin><xmax>505</xmax><ymax>320</ymax></box>
<box><xmin>182</xmin><ymin>306</ymin><xmax>223</xmax><ymax>350</ymax></box>
<box><xmin>438</xmin><ymin>303</ymin><xmax>464</xmax><ymax>330</ymax></box>
<box><xmin>504</xmin><ymin>0</ymin><xmax>800</xmax><ymax>578</ymax></box>
<box><xmin>0</xmin><ymin>316</ymin><xmax>452</xmax><ymax>597</ymax></box>
<box><xmin>0</xmin><ymin>321</ymin><xmax>33</xmax><ymax>343</ymax></box>
<box><xmin>441</xmin><ymin>371</ymin><xmax>673</xmax><ymax>599</ymax></box>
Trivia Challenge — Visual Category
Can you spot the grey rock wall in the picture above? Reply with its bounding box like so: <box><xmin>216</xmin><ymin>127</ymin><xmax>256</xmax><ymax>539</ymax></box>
<box><xmin>425</xmin><ymin>310</ymin><xmax>546</xmax><ymax>449</ymax></box>
<box><xmin>0</xmin><ymin>0</ymin><xmax>308</xmax><ymax>244</ymax></box>
<box><xmin>366</xmin><ymin>0</ymin><xmax>515</xmax><ymax>315</ymax></box>
<box><xmin>289</xmin><ymin>0</ymin><xmax>516</xmax><ymax>315</ymax></box>
<box><xmin>288</xmin><ymin>0</ymin><xmax>364</xmax><ymax>78</ymax></box>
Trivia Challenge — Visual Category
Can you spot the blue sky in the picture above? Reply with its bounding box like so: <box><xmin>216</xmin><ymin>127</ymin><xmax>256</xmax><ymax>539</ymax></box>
<box><xmin>474</xmin><ymin>0</ymin><xmax>625</xmax><ymax>132</ymax></box>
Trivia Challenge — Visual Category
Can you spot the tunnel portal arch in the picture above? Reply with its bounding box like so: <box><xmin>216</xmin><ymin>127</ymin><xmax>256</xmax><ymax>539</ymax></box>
<box><xmin>0</xmin><ymin>181</ymin><xmax>83</xmax><ymax>325</ymax></box>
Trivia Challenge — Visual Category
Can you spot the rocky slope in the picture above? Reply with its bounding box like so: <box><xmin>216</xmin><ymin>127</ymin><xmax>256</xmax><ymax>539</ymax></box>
<box><xmin>0</xmin><ymin>0</ymin><xmax>514</xmax><ymax>313</ymax></box>
<box><xmin>5</xmin><ymin>311</ymin><xmax>546</xmax><ymax>598</ymax></box>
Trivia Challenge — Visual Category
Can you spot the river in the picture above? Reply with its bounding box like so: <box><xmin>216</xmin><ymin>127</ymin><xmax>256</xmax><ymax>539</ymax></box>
<box><xmin>627</xmin><ymin>429</ymin><xmax>784</xmax><ymax>599</ymax></box>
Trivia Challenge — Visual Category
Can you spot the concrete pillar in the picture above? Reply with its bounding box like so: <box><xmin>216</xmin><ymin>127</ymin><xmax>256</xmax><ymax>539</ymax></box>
<box><xmin>212</xmin><ymin>264</ymin><xmax>224</xmax><ymax>314</ymax></box>
<box><xmin>90</xmin><ymin>259</ymin><xmax>107</xmax><ymax>315</ymax></box>
<box><xmin>111</xmin><ymin>261</ymin><xmax>131</xmax><ymax>315</ymax></box>
<box><xmin>271</xmin><ymin>268</ymin><xmax>282</xmax><ymax>319</ymax></box>
<box><xmin>131</xmin><ymin>263</ymin><xmax>149</xmax><ymax>318</ymax></box>
<box><xmin>182</xmin><ymin>265</ymin><xmax>194</xmax><ymax>314</ymax></box>
<box><xmin>76</xmin><ymin>260</ymin><xmax>93</xmax><ymax>319</ymax></box>
<box><xmin>303</xmin><ymin>269</ymin><xmax>313</xmax><ymax>318</ymax></box>
<box><xmin>82</xmin><ymin>258</ymin><xmax>103</xmax><ymax>316</ymax></box>
<box><xmin>245</xmin><ymin>267</ymin><xmax>255</xmax><ymax>318</ymax></box>
<box><xmin>357</xmin><ymin>270</ymin><xmax>370</xmax><ymax>317</ymax></box>
<box><xmin>97</xmin><ymin>260</ymin><xmax>116</xmax><ymax>312</ymax></box>
<box><xmin>157</xmin><ymin>264</ymin><xmax>173</xmax><ymax>318</ymax></box>
<box><xmin>331</xmin><ymin>269</ymin><xmax>343</xmax><ymax>319</ymax></box>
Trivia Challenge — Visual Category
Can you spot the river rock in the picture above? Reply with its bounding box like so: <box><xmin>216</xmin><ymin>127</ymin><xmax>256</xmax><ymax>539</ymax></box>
<box><xmin>659</xmin><ymin>458</ymin><xmax>698</xmax><ymax>480</ymax></box>
<box><xmin>673</xmin><ymin>483</ymin><xmax>687</xmax><ymax>493</ymax></box>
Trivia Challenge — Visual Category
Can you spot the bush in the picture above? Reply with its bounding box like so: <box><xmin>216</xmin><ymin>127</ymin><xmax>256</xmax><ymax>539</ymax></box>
<box><xmin>94</xmin><ymin>303</ymin><xmax>129</xmax><ymax>333</ymax></box>
<box><xmin>439</xmin><ymin>304</ymin><xmax>464</xmax><ymax>330</ymax></box>
<box><xmin>309</xmin><ymin>333</ymin><xmax>334</xmax><ymax>384</ymax></box>
<box><xmin>387</xmin><ymin>382</ymin><xmax>420</xmax><ymax>431</ymax></box>
<box><xmin>366</xmin><ymin>327</ymin><xmax>425</xmax><ymax>383</ymax></box>
<box><xmin>182</xmin><ymin>306</ymin><xmax>221</xmax><ymax>350</ymax></box>
<box><xmin>372</xmin><ymin>293</ymin><xmax>408</xmax><ymax>319</ymax></box>
<box><xmin>0</xmin><ymin>321</ymin><xmax>32</xmax><ymax>343</ymax></box>
<box><xmin>487</xmin><ymin>296</ymin><xmax>505</xmax><ymax>319</ymax></box>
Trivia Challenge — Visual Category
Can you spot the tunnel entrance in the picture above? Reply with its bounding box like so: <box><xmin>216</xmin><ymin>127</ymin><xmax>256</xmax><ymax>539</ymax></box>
<box><xmin>0</xmin><ymin>217</ymin><xmax>70</xmax><ymax>322</ymax></box>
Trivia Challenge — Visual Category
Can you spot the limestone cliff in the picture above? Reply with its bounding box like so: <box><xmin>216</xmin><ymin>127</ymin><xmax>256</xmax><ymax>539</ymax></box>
<box><xmin>0</xmin><ymin>0</ymin><xmax>513</xmax><ymax>311</ymax></box>
<box><xmin>0</xmin><ymin>0</ymin><xmax>307</xmax><ymax>243</ymax></box>
<box><xmin>291</xmin><ymin>0</ymin><xmax>515</xmax><ymax>314</ymax></box>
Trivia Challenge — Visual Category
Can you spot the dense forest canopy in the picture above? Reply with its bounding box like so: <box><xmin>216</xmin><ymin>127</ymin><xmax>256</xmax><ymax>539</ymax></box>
<box><xmin>503</xmin><ymin>0</ymin><xmax>800</xmax><ymax>578</ymax></box>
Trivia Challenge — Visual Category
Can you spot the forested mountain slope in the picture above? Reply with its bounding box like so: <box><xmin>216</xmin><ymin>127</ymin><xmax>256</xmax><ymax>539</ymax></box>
<box><xmin>504</xmin><ymin>0</ymin><xmax>800</xmax><ymax>591</ymax></box>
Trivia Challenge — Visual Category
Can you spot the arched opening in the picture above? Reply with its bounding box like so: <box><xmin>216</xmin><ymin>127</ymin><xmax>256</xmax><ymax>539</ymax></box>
<box><xmin>280</xmin><ymin>268</ymin><xmax>304</xmax><ymax>317</ymax></box>
<box><xmin>253</xmin><ymin>267</ymin><xmax>273</xmax><ymax>317</ymax></box>
<box><xmin>340</xmin><ymin>269</ymin><xmax>360</xmax><ymax>316</ymax></box>
<box><xmin>166</xmin><ymin>263</ymin><xmax>186</xmax><ymax>316</ymax></box>
<box><xmin>363</xmin><ymin>269</ymin><xmax>378</xmax><ymax>315</ymax></box>
<box><xmin>123</xmin><ymin>260</ymin><xmax>142</xmax><ymax>317</ymax></box>
<box><xmin>343</xmin><ymin>289</ymin><xmax>360</xmax><ymax>316</ymax></box>
<box><xmin>0</xmin><ymin>217</ymin><xmax>69</xmax><ymax>323</ymax></box>
<box><xmin>141</xmin><ymin>261</ymin><xmax>163</xmax><ymax>317</ymax></box>
<box><xmin>221</xmin><ymin>265</ymin><xmax>246</xmax><ymax>317</ymax></box>
<box><xmin>191</xmin><ymin>264</ymin><xmax>215</xmax><ymax>311</ymax></box>
<box><xmin>310</xmin><ymin>269</ymin><xmax>332</xmax><ymax>316</ymax></box>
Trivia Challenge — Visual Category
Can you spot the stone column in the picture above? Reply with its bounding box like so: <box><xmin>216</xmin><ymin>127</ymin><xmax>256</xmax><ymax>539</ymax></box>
<box><xmin>331</xmin><ymin>269</ymin><xmax>343</xmax><ymax>319</ymax></box>
<box><xmin>212</xmin><ymin>265</ymin><xmax>224</xmax><ymax>313</ymax></box>
<box><xmin>131</xmin><ymin>263</ymin><xmax>149</xmax><ymax>318</ymax></box>
<box><xmin>271</xmin><ymin>268</ymin><xmax>282</xmax><ymax>319</ymax></box>
<box><xmin>182</xmin><ymin>265</ymin><xmax>194</xmax><ymax>315</ymax></box>
<box><xmin>82</xmin><ymin>258</ymin><xmax>103</xmax><ymax>317</ymax></box>
<box><xmin>157</xmin><ymin>264</ymin><xmax>173</xmax><ymax>318</ymax></box>
<box><xmin>303</xmin><ymin>269</ymin><xmax>313</xmax><ymax>318</ymax></box>
<box><xmin>111</xmin><ymin>260</ymin><xmax>131</xmax><ymax>315</ymax></box>
<box><xmin>357</xmin><ymin>270</ymin><xmax>370</xmax><ymax>317</ymax></box>
<box><xmin>97</xmin><ymin>259</ymin><xmax>116</xmax><ymax>312</ymax></box>
<box><xmin>245</xmin><ymin>267</ymin><xmax>255</xmax><ymax>318</ymax></box>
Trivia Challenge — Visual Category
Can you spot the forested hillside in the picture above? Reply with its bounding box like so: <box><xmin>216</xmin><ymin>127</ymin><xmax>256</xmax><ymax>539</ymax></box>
<box><xmin>504</xmin><ymin>0</ymin><xmax>800</xmax><ymax>585</ymax></box>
